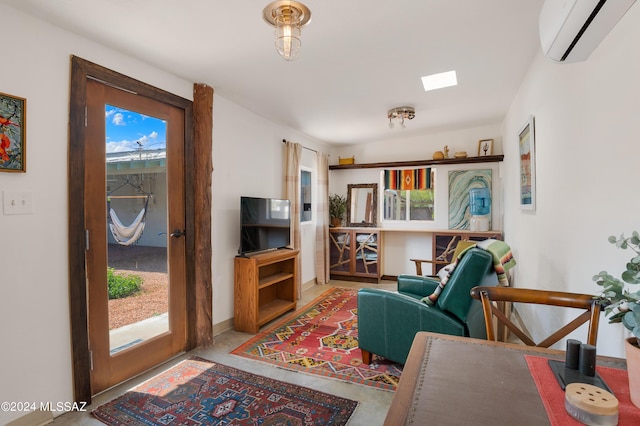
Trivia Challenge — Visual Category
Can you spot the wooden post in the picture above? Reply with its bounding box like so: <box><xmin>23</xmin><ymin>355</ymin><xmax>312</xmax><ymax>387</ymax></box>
<box><xmin>193</xmin><ymin>83</ymin><xmax>213</xmax><ymax>346</ymax></box>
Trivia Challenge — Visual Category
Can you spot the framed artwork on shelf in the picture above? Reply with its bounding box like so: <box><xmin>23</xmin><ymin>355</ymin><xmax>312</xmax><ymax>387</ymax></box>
<box><xmin>478</xmin><ymin>139</ymin><xmax>494</xmax><ymax>156</ymax></box>
<box><xmin>518</xmin><ymin>115</ymin><xmax>536</xmax><ymax>210</ymax></box>
<box><xmin>0</xmin><ymin>92</ymin><xmax>26</xmax><ymax>173</ymax></box>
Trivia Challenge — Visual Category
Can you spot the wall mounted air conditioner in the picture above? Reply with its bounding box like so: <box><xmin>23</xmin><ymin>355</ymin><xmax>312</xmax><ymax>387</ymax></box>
<box><xmin>539</xmin><ymin>0</ymin><xmax>636</xmax><ymax>63</ymax></box>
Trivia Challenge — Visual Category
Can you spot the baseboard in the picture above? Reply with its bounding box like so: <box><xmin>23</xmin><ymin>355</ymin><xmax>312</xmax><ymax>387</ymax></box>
<box><xmin>302</xmin><ymin>278</ymin><xmax>316</xmax><ymax>292</ymax></box>
<box><xmin>212</xmin><ymin>317</ymin><xmax>234</xmax><ymax>337</ymax></box>
<box><xmin>5</xmin><ymin>410</ymin><xmax>53</xmax><ymax>426</ymax></box>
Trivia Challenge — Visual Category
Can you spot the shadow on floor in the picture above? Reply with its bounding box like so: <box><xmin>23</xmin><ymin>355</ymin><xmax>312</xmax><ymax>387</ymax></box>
<box><xmin>107</xmin><ymin>244</ymin><xmax>167</xmax><ymax>273</ymax></box>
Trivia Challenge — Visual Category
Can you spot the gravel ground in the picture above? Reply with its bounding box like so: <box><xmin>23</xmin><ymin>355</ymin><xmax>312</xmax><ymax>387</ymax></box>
<box><xmin>108</xmin><ymin>245</ymin><xmax>168</xmax><ymax>330</ymax></box>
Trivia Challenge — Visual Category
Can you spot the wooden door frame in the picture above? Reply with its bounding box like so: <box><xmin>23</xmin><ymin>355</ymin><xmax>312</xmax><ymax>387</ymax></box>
<box><xmin>68</xmin><ymin>56</ymin><xmax>210</xmax><ymax>403</ymax></box>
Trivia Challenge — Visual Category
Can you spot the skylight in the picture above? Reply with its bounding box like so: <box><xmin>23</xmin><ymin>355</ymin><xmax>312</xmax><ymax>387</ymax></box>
<box><xmin>421</xmin><ymin>70</ymin><xmax>458</xmax><ymax>92</ymax></box>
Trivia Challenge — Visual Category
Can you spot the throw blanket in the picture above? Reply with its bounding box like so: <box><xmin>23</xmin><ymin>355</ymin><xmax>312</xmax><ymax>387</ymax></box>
<box><xmin>476</xmin><ymin>239</ymin><xmax>516</xmax><ymax>286</ymax></box>
<box><xmin>422</xmin><ymin>244</ymin><xmax>475</xmax><ymax>306</ymax></box>
<box><xmin>422</xmin><ymin>239</ymin><xmax>516</xmax><ymax>306</ymax></box>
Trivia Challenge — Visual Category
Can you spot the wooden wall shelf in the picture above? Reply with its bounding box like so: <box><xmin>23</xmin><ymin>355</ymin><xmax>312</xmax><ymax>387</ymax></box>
<box><xmin>328</xmin><ymin>155</ymin><xmax>504</xmax><ymax>170</ymax></box>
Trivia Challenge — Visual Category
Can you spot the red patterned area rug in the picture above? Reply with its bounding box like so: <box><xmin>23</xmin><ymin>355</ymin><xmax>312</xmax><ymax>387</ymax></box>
<box><xmin>231</xmin><ymin>287</ymin><xmax>403</xmax><ymax>391</ymax></box>
<box><xmin>92</xmin><ymin>357</ymin><xmax>357</xmax><ymax>425</ymax></box>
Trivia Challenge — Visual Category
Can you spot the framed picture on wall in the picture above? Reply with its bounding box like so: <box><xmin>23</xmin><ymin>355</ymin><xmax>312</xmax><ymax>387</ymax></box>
<box><xmin>478</xmin><ymin>139</ymin><xmax>494</xmax><ymax>156</ymax></box>
<box><xmin>518</xmin><ymin>115</ymin><xmax>536</xmax><ymax>210</ymax></box>
<box><xmin>0</xmin><ymin>92</ymin><xmax>26</xmax><ymax>173</ymax></box>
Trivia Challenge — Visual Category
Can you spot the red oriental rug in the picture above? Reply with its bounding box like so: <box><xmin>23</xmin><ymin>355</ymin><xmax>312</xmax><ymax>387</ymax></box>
<box><xmin>231</xmin><ymin>287</ymin><xmax>403</xmax><ymax>391</ymax></box>
<box><xmin>92</xmin><ymin>357</ymin><xmax>357</xmax><ymax>425</ymax></box>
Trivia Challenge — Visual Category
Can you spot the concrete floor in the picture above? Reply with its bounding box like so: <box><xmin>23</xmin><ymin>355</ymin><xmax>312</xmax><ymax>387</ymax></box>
<box><xmin>52</xmin><ymin>280</ymin><xmax>398</xmax><ymax>425</ymax></box>
<box><xmin>110</xmin><ymin>313</ymin><xmax>168</xmax><ymax>353</ymax></box>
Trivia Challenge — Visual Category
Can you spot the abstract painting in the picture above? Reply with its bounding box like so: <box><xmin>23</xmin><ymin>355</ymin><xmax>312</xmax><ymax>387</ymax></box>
<box><xmin>448</xmin><ymin>169</ymin><xmax>492</xmax><ymax>229</ymax></box>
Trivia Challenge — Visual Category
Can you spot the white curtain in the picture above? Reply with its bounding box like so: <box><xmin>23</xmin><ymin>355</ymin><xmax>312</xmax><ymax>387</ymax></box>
<box><xmin>315</xmin><ymin>151</ymin><xmax>330</xmax><ymax>284</ymax></box>
<box><xmin>284</xmin><ymin>141</ymin><xmax>302</xmax><ymax>298</ymax></box>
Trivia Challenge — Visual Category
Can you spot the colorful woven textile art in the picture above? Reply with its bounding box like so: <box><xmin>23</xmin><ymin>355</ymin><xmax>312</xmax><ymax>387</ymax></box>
<box><xmin>384</xmin><ymin>168</ymin><xmax>432</xmax><ymax>190</ymax></box>
<box><xmin>92</xmin><ymin>357</ymin><xmax>358</xmax><ymax>425</ymax></box>
<box><xmin>232</xmin><ymin>287</ymin><xmax>402</xmax><ymax>391</ymax></box>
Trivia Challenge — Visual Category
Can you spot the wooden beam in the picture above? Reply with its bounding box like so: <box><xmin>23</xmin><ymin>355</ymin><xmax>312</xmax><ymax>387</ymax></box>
<box><xmin>193</xmin><ymin>83</ymin><xmax>214</xmax><ymax>347</ymax></box>
<box><xmin>69</xmin><ymin>55</ymin><xmax>92</xmax><ymax>405</ymax></box>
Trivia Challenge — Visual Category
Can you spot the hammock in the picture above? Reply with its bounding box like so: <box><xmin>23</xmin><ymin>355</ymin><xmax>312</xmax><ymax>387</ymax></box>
<box><xmin>107</xmin><ymin>178</ymin><xmax>151</xmax><ymax>246</ymax></box>
<box><xmin>109</xmin><ymin>207</ymin><xmax>146</xmax><ymax>246</ymax></box>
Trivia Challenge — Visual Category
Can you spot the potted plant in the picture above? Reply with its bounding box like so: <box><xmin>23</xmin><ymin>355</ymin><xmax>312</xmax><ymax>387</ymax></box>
<box><xmin>592</xmin><ymin>231</ymin><xmax>640</xmax><ymax>408</ymax></box>
<box><xmin>329</xmin><ymin>194</ymin><xmax>346</xmax><ymax>227</ymax></box>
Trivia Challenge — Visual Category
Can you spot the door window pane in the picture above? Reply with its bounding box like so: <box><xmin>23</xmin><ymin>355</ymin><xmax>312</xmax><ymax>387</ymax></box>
<box><xmin>105</xmin><ymin>105</ymin><xmax>169</xmax><ymax>354</ymax></box>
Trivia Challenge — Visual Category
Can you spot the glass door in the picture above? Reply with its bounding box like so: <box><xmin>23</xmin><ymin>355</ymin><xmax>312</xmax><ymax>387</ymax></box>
<box><xmin>85</xmin><ymin>79</ymin><xmax>187</xmax><ymax>394</ymax></box>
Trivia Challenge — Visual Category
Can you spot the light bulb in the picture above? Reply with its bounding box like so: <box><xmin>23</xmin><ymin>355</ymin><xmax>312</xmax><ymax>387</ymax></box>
<box><xmin>275</xmin><ymin>6</ymin><xmax>302</xmax><ymax>61</ymax></box>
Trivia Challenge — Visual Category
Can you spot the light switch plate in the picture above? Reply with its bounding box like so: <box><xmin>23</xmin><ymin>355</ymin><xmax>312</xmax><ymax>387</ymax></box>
<box><xmin>3</xmin><ymin>191</ymin><xmax>34</xmax><ymax>215</ymax></box>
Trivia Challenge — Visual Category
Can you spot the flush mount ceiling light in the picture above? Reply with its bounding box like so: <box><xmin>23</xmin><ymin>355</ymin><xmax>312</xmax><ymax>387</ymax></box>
<box><xmin>263</xmin><ymin>1</ymin><xmax>312</xmax><ymax>61</ymax></box>
<box><xmin>387</xmin><ymin>106</ymin><xmax>415</xmax><ymax>129</ymax></box>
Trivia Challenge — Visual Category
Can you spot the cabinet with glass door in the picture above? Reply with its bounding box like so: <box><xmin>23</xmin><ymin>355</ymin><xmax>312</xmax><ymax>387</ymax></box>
<box><xmin>329</xmin><ymin>228</ymin><xmax>381</xmax><ymax>283</ymax></box>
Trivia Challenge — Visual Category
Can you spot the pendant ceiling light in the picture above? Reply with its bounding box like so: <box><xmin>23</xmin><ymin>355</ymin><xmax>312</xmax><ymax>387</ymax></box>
<box><xmin>263</xmin><ymin>1</ymin><xmax>312</xmax><ymax>61</ymax></box>
<box><xmin>388</xmin><ymin>106</ymin><xmax>416</xmax><ymax>129</ymax></box>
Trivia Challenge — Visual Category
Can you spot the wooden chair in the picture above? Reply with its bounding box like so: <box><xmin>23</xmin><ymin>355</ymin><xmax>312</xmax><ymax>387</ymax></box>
<box><xmin>470</xmin><ymin>286</ymin><xmax>603</xmax><ymax>347</ymax></box>
<box><xmin>410</xmin><ymin>240</ymin><xmax>476</xmax><ymax>276</ymax></box>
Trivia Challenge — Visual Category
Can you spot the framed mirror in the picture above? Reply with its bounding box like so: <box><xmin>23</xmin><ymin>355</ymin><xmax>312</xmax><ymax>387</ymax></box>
<box><xmin>346</xmin><ymin>183</ymin><xmax>378</xmax><ymax>227</ymax></box>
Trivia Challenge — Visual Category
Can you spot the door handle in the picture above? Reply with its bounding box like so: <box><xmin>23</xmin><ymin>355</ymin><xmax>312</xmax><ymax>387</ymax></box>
<box><xmin>170</xmin><ymin>229</ymin><xmax>186</xmax><ymax>238</ymax></box>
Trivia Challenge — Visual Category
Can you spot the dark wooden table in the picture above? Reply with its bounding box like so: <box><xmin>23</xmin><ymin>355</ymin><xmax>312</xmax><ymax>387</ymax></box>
<box><xmin>384</xmin><ymin>332</ymin><xmax>626</xmax><ymax>425</ymax></box>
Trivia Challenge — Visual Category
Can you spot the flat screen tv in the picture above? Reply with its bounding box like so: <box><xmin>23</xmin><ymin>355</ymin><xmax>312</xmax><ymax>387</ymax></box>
<box><xmin>239</xmin><ymin>196</ymin><xmax>291</xmax><ymax>255</ymax></box>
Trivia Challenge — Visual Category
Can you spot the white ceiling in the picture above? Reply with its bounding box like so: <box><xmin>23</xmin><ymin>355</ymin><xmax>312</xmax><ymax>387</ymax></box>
<box><xmin>3</xmin><ymin>0</ymin><xmax>545</xmax><ymax>145</ymax></box>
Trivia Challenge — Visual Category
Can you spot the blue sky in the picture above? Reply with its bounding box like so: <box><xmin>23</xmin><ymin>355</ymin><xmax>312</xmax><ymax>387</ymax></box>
<box><xmin>105</xmin><ymin>105</ymin><xmax>167</xmax><ymax>153</ymax></box>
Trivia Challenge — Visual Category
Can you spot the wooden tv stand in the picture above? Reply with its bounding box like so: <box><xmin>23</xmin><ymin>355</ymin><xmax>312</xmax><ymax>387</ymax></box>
<box><xmin>234</xmin><ymin>249</ymin><xmax>299</xmax><ymax>333</ymax></box>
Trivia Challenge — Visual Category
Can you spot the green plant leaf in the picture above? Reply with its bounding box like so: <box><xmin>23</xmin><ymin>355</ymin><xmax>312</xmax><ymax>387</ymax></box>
<box><xmin>329</xmin><ymin>193</ymin><xmax>347</xmax><ymax>219</ymax></box>
<box><xmin>107</xmin><ymin>267</ymin><xmax>142</xmax><ymax>299</ymax></box>
<box><xmin>622</xmin><ymin>269</ymin><xmax>640</xmax><ymax>284</ymax></box>
<box><xmin>623</xmin><ymin>310</ymin><xmax>639</xmax><ymax>330</ymax></box>
<box><xmin>620</xmin><ymin>303</ymin><xmax>640</xmax><ymax>340</ymax></box>
<box><xmin>596</xmin><ymin>231</ymin><xmax>640</xmax><ymax>329</ymax></box>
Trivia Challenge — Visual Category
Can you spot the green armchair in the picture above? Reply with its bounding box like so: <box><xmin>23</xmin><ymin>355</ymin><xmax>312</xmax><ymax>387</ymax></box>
<box><xmin>357</xmin><ymin>247</ymin><xmax>498</xmax><ymax>365</ymax></box>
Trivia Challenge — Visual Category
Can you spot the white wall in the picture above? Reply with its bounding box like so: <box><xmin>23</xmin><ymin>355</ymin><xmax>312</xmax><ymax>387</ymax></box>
<box><xmin>0</xmin><ymin>5</ymin><xmax>193</xmax><ymax>423</ymax></box>
<box><xmin>211</xmin><ymin>96</ymin><xmax>328</xmax><ymax>325</ymax></box>
<box><xmin>502</xmin><ymin>4</ymin><xmax>640</xmax><ymax>358</ymax></box>
<box><xmin>0</xmin><ymin>4</ymin><xmax>328</xmax><ymax>423</ymax></box>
